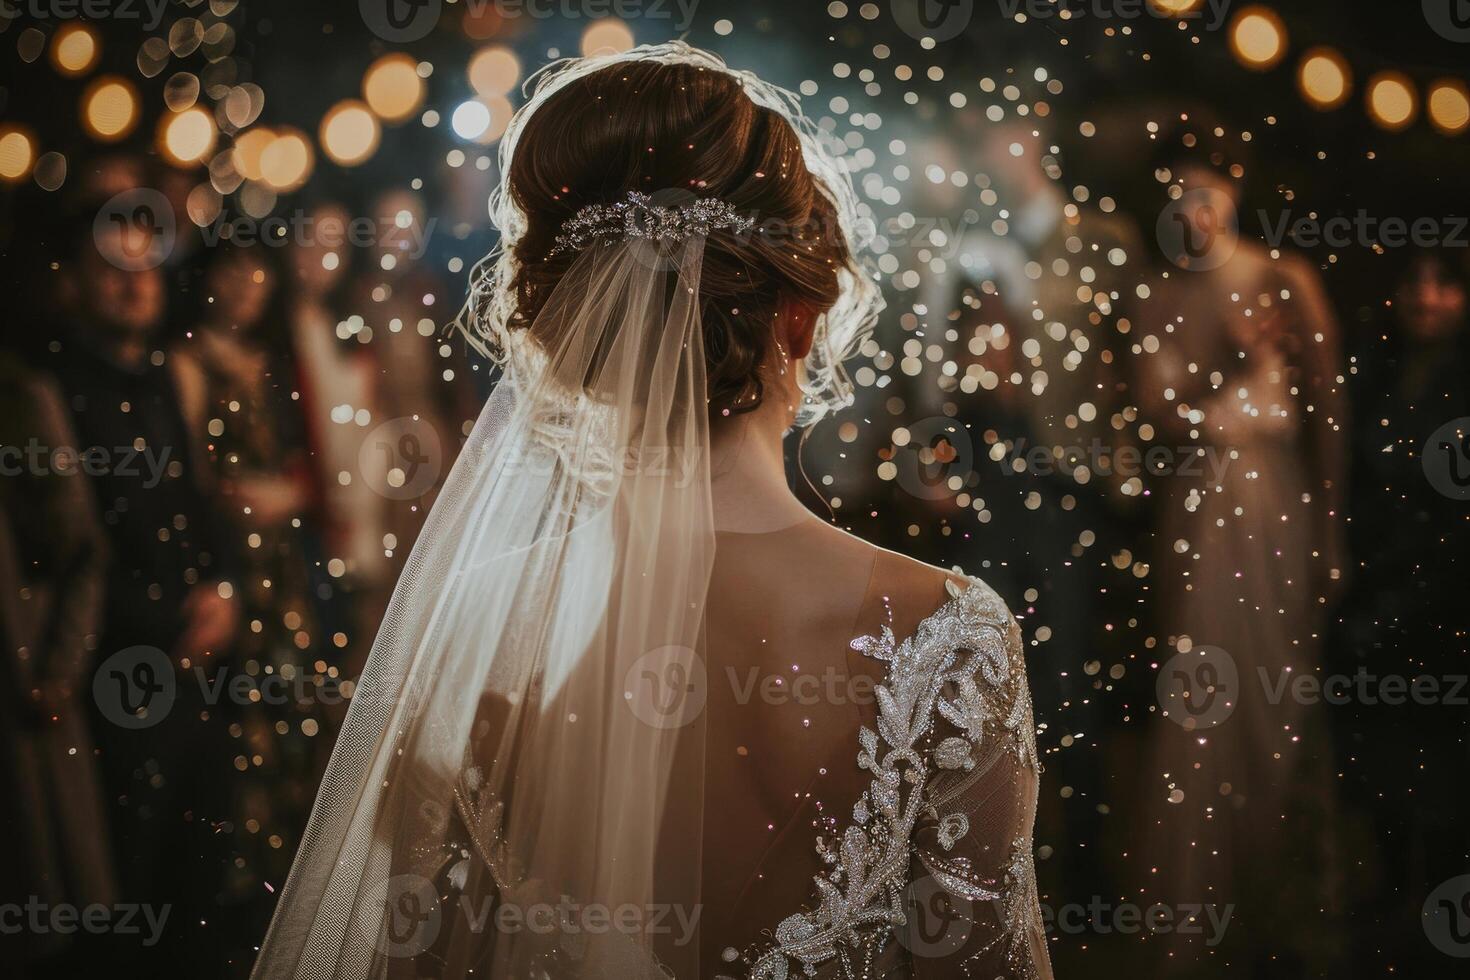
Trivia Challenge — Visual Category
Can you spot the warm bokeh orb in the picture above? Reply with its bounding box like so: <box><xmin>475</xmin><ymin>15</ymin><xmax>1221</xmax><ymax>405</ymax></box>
<box><xmin>468</xmin><ymin>46</ymin><xmax>521</xmax><ymax>98</ymax></box>
<box><xmin>1367</xmin><ymin>72</ymin><xmax>1418</xmax><ymax>132</ymax></box>
<box><xmin>1297</xmin><ymin>48</ymin><xmax>1351</xmax><ymax>111</ymax></box>
<box><xmin>82</xmin><ymin>76</ymin><xmax>141</xmax><ymax>141</ymax></box>
<box><xmin>363</xmin><ymin>54</ymin><xmax>425</xmax><ymax>124</ymax></box>
<box><xmin>51</xmin><ymin>22</ymin><xmax>100</xmax><ymax>76</ymax></box>
<box><xmin>320</xmin><ymin>100</ymin><xmax>381</xmax><ymax>166</ymax></box>
<box><xmin>1427</xmin><ymin>79</ymin><xmax>1470</xmax><ymax>136</ymax></box>
<box><xmin>581</xmin><ymin>19</ymin><xmax>636</xmax><ymax>58</ymax></box>
<box><xmin>0</xmin><ymin>128</ymin><xmax>35</xmax><ymax>182</ymax></box>
<box><xmin>1229</xmin><ymin>6</ymin><xmax>1286</xmax><ymax>71</ymax></box>
<box><xmin>260</xmin><ymin>128</ymin><xmax>314</xmax><ymax>191</ymax></box>
<box><xmin>159</xmin><ymin>106</ymin><xmax>217</xmax><ymax>166</ymax></box>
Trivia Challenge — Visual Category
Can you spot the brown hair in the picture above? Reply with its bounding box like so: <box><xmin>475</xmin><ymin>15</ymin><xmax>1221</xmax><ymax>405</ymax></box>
<box><xmin>505</xmin><ymin>60</ymin><xmax>856</xmax><ymax>415</ymax></box>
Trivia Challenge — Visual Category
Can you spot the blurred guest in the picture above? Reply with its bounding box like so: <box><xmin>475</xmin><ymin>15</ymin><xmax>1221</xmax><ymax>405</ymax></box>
<box><xmin>1134</xmin><ymin>152</ymin><xmax>1347</xmax><ymax>975</ymax></box>
<box><xmin>0</xmin><ymin>352</ymin><xmax>115</xmax><ymax>971</ymax></box>
<box><xmin>1333</xmin><ymin>249</ymin><xmax>1470</xmax><ymax>968</ymax></box>
<box><xmin>172</xmin><ymin>242</ymin><xmax>333</xmax><ymax>917</ymax></box>
<box><xmin>46</xmin><ymin>210</ymin><xmax>241</xmax><ymax>974</ymax></box>
<box><xmin>283</xmin><ymin>203</ymin><xmax>385</xmax><ymax>622</ymax></box>
<box><xmin>911</xmin><ymin>113</ymin><xmax>1142</xmax><ymax>894</ymax></box>
<box><xmin>344</xmin><ymin>190</ymin><xmax>477</xmax><ymax>635</ymax></box>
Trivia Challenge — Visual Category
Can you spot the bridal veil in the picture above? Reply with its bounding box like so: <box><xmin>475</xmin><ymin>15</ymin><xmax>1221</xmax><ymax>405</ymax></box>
<box><xmin>251</xmin><ymin>42</ymin><xmax>880</xmax><ymax>980</ymax></box>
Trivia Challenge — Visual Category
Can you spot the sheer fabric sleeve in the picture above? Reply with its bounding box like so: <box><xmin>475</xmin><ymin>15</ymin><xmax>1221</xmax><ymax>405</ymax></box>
<box><xmin>739</xmin><ymin>576</ymin><xmax>1051</xmax><ymax>980</ymax></box>
<box><xmin>909</xmin><ymin>606</ymin><xmax>1051</xmax><ymax>980</ymax></box>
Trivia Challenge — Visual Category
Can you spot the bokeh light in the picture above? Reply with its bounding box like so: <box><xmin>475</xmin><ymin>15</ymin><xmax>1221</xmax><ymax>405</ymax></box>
<box><xmin>1427</xmin><ymin>79</ymin><xmax>1470</xmax><ymax>136</ymax></box>
<box><xmin>260</xmin><ymin>128</ymin><xmax>314</xmax><ymax>192</ymax></box>
<box><xmin>17</xmin><ymin>27</ymin><xmax>46</xmax><ymax>64</ymax></box>
<box><xmin>51</xmin><ymin>22</ymin><xmax>100</xmax><ymax>77</ymax></box>
<box><xmin>1228</xmin><ymin>6</ymin><xmax>1286</xmax><ymax>71</ymax></box>
<box><xmin>136</xmin><ymin>35</ymin><xmax>169</xmax><ymax>77</ymax></box>
<box><xmin>0</xmin><ymin>127</ymin><xmax>35</xmax><ymax>183</ymax></box>
<box><xmin>33</xmin><ymin>151</ymin><xmax>67</xmax><ymax>191</ymax></box>
<box><xmin>451</xmin><ymin>99</ymin><xmax>491</xmax><ymax>141</ymax></box>
<box><xmin>363</xmin><ymin>54</ymin><xmax>425</xmax><ymax>124</ymax></box>
<box><xmin>478</xmin><ymin>94</ymin><xmax>514</xmax><ymax>145</ymax></box>
<box><xmin>468</xmin><ymin>46</ymin><xmax>521</xmax><ymax>97</ymax></box>
<box><xmin>232</xmin><ymin>127</ymin><xmax>275</xmax><ymax>181</ymax></box>
<box><xmin>1297</xmin><ymin>48</ymin><xmax>1350</xmax><ymax>111</ymax></box>
<box><xmin>81</xmin><ymin>76</ymin><xmax>141</xmax><ymax>141</ymax></box>
<box><xmin>1148</xmin><ymin>0</ymin><xmax>1203</xmax><ymax>14</ymax></box>
<box><xmin>158</xmin><ymin>105</ymin><xmax>217</xmax><ymax>166</ymax></box>
<box><xmin>320</xmin><ymin>100</ymin><xmax>381</xmax><ymax>166</ymax></box>
<box><xmin>462</xmin><ymin>2</ymin><xmax>504</xmax><ymax>40</ymax></box>
<box><xmin>163</xmin><ymin>72</ymin><xmax>202</xmax><ymax>112</ymax></box>
<box><xmin>1366</xmin><ymin>71</ymin><xmax>1418</xmax><ymax>132</ymax></box>
<box><xmin>581</xmin><ymin>19</ymin><xmax>636</xmax><ymax>58</ymax></box>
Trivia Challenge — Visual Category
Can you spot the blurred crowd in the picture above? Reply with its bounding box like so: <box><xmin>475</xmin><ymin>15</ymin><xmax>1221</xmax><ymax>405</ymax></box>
<box><xmin>3</xmin><ymin>126</ymin><xmax>1468</xmax><ymax>980</ymax></box>
<box><xmin>1</xmin><ymin>151</ymin><xmax>483</xmax><ymax>976</ymax></box>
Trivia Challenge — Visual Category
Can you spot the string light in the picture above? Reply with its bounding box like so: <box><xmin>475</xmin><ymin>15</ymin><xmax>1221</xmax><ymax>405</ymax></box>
<box><xmin>1228</xmin><ymin>6</ymin><xmax>1287</xmax><ymax>71</ymax></box>
<box><xmin>82</xmin><ymin>76</ymin><xmax>141</xmax><ymax>142</ymax></box>
<box><xmin>51</xmin><ymin>22</ymin><xmax>100</xmax><ymax>76</ymax></box>
<box><xmin>1427</xmin><ymin>79</ymin><xmax>1470</xmax><ymax>136</ymax></box>
<box><xmin>1148</xmin><ymin>0</ymin><xmax>1204</xmax><ymax>14</ymax></box>
<box><xmin>1296</xmin><ymin>48</ymin><xmax>1351</xmax><ymax>111</ymax></box>
<box><xmin>0</xmin><ymin>127</ymin><xmax>35</xmax><ymax>183</ymax></box>
<box><xmin>1366</xmin><ymin>71</ymin><xmax>1417</xmax><ymax>132</ymax></box>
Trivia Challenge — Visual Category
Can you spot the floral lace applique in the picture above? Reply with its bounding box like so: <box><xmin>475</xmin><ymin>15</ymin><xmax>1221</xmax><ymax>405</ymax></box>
<box><xmin>740</xmin><ymin>577</ymin><xmax>1042</xmax><ymax>980</ymax></box>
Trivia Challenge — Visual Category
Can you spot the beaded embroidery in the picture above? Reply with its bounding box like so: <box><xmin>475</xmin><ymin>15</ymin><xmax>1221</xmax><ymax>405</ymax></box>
<box><xmin>742</xmin><ymin>576</ymin><xmax>1042</xmax><ymax>980</ymax></box>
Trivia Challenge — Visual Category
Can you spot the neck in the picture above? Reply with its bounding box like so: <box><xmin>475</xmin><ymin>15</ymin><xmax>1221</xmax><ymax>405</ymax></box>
<box><xmin>708</xmin><ymin>384</ymin><xmax>811</xmax><ymax>533</ymax></box>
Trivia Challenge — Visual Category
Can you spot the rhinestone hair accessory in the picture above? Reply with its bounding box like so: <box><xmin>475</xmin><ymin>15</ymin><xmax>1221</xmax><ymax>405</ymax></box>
<box><xmin>458</xmin><ymin>41</ymin><xmax>885</xmax><ymax>425</ymax></box>
<box><xmin>546</xmin><ymin>190</ymin><xmax>756</xmax><ymax>258</ymax></box>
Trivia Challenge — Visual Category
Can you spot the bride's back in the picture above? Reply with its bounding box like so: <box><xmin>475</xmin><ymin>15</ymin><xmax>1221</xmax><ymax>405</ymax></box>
<box><xmin>253</xmin><ymin>45</ymin><xmax>1050</xmax><ymax>980</ymax></box>
<box><xmin>700</xmin><ymin>518</ymin><xmax>958</xmax><ymax>965</ymax></box>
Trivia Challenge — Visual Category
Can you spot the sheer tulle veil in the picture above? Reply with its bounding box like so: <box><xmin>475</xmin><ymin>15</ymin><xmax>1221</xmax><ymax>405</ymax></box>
<box><xmin>250</xmin><ymin>42</ymin><xmax>881</xmax><ymax>979</ymax></box>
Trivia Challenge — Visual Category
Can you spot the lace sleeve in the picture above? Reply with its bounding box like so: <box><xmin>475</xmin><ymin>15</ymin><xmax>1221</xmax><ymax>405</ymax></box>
<box><xmin>742</xmin><ymin>577</ymin><xmax>1052</xmax><ymax>980</ymax></box>
<box><xmin>909</xmin><ymin>602</ymin><xmax>1052</xmax><ymax>980</ymax></box>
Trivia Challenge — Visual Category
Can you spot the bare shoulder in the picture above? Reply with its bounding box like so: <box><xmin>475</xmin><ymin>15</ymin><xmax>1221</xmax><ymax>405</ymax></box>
<box><xmin>804</xmin><ymin>519</ymin><xmax>978</xmax><ymax>639</ymax></box>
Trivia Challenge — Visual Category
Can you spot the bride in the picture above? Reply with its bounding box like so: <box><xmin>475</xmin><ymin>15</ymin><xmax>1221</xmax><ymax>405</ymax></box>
<box><xmin>252</xmin><ymin>43</ymin><xmax>1052</xmax><ymax>980</ymax></box>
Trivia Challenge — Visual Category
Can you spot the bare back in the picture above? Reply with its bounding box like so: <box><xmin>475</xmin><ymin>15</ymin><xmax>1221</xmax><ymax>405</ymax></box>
<box><xmin>697</xmin><ymin>518</ymin><xmax>1050</xmax><ymax>978</ymax></box>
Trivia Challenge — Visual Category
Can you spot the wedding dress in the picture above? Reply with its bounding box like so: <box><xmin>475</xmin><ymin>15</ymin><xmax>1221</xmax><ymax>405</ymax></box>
<box><xmin>250</xmin><ymin>43</ymin><xmax>1052</xmax><ymax>980</ymax></box>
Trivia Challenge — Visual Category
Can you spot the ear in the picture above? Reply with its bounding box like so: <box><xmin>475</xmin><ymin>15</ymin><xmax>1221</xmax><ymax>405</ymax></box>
<box><xmin>778</xmin><ymin>300</ymin><xmax>817</xmax><ymax>361</ymax></box>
